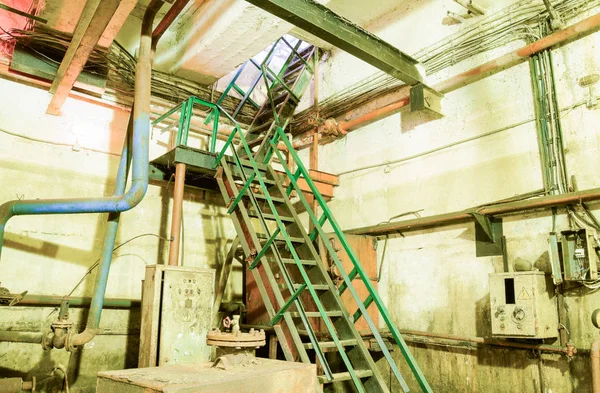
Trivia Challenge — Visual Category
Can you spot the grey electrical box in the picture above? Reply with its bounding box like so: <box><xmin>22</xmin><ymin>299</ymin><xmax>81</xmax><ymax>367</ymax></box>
<box><xmin>561</xmin><ymin>229</ymin><xmax>599</xmax><ymax>281</ymax></box>
<box><xmin>139</xmin><ymin>265</ymin><xmax>216</xmax><ymax>367</ymax></box>
<box><xmin>489</xmin><ymin>271</ymin><xmax>558</xmax><ymax>339</ymax></box>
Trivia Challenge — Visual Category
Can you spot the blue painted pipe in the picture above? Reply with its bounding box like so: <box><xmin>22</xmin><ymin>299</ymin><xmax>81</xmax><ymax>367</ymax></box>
<box><xmin>67</xmin><ymin>115</ymin><xmax>133</xmax><ymax>349</ymax></box>
<box><xmin>0</xmin><ymin>103</ymin><xmax>149</xmax><ymax>264</ymax></box>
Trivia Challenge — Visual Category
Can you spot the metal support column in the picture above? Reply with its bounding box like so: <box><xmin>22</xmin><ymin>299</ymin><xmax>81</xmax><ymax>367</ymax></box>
<box><xmin>168</xmin><ymin>163</ymin><xmax>186</xmax><ymax>266</ymax></box>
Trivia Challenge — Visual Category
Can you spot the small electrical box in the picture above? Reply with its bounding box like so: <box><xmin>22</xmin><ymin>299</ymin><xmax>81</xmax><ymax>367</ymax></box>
<box><xmin>489</xmin><ymin>272</ymin><xmax>558</xmax><ymax>339</ymax></box>
<box><xmin>560</xmin><ymin>229</ymin><xmax>598</xmax><ymax>281</ymax></box>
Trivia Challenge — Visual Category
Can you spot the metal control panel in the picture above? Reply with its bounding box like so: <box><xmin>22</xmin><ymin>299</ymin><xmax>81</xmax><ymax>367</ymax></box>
<box><xmin>139</xmin><ymin>265</ymin><xmax>215</xmax><ymax>367</ymax></box>
<box><xmin>489</xmin><ymin>272</ymin><xmax>558</xmax><ymax>339</ymax></box>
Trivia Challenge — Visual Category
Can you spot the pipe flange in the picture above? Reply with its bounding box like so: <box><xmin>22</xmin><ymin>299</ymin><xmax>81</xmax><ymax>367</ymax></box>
<box><xmin>41</xmin><ymin>329</ymin><xmax>53</xmax><ymax>351</ymax></box>
<box><xmin>207</xmin><ymin>328</ymin><xmax>266</xmax><ymax>349</ymax></box>
<box><xmin>51</xmin><ymin>320</ymin><xmax>73</xmax><ymax>330</ymax></box>
<box><xmin>65</xmin><ymin>330</ymin><xmax>77</xmax><ymax>352</ymax></box>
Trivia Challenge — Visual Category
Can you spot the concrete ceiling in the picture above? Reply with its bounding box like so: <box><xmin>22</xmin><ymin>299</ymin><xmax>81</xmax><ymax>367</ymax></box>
<box><xmin>33</xmin><ymin>0</ymin><xmax>505</xmax><ymax>86</ymax></box>
<box><xmin>35</xmin><ymin>0</ymin><xmax>425</xmax><ymax>85</ymax></box>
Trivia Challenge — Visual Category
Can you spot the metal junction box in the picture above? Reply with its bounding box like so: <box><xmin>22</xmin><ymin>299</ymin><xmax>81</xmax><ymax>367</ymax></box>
<box><xmin>489</xmin><ymin>271</ymin><xmax>558</xmax><ymax>339</ymax></box>
<box><xmin>139</xmin><ymin>265</ymin><xmax>215</xmax><ymax>367</ymax></box>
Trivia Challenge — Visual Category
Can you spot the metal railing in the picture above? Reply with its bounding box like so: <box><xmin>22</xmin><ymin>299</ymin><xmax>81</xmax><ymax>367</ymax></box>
<box><xmin>152</xmin><ymin>93</ymin><xmax>431</xmax><ymax>391</ymax></box>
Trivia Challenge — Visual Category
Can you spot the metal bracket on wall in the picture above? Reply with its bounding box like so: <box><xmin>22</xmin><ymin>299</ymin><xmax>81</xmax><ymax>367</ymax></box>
<box><xmin>410</xmin><ymin>84</ymin><xmax>444</xmax><ymax>119</ymax></box>
<box><xmin>471</xmin><ymin>213</ymin><xmax>504</xmax><ymax>257</ymax></box>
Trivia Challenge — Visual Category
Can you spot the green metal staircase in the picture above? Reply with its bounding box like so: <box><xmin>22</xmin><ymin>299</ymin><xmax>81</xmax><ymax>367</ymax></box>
<box><xmin>151</xmin><ymin>35</ymin><xmax>432</xmax><ymax>392</ymax></box>
<box><xmin>211</xmin><ymin>112</ymin><xmax>432</xmax><ymax>391</ymax></box>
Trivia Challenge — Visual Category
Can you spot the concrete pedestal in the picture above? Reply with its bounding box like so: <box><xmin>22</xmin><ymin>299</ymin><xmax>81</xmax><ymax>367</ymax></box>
<box><xmin>97</xmin><ymin>358</ymin><xmax>317</xmax><ymax>393</ymax></box>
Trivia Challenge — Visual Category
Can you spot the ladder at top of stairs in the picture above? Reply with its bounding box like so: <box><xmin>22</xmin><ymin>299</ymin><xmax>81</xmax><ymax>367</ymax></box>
<box><xmin>212</xmin><ymin>121</ymin><xmax>433</xmax><ymax>393</ymax></box>
<box><xmin>240</xmin><ymin>36</ymin><xmax>316</xmax><ymax>161</ymax></box>
<box><xmin>153</xmin><ymin>36</ymin><xmax>316</xmax><ymax>158</ymax></box>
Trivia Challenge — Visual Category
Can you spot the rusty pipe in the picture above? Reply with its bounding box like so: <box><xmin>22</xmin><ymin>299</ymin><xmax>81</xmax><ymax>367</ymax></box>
<box><xmin>241</xmin><ymin>323</ymin><xmax>580</xmax><ymax>355</ymax></box>
<box><xmin>168</xmin><ymin>163</ymin><xmax>186</xmax><ymax>266</ymax></box>
<box><xmin>593</xmin><ymin>340</ymin><xmax>600</xmax><ymax>393</ymax></box>
<box><xmin>348</xmin><ymin>186</ymin><xmax>600</xmax><ymax>236</ymax></box>
<box><xmin>295</xmin><ymin>12</ymin><xmax>600</xmax><ymax>147</ymax></box>
<box><xmin>17</xmin><ymin>294</ymin><xmax>140</xmax><ymax>308</ymax></box>
<box><xmin>435</xmin><ymin>13</ymin><xmax>600</xmax><ymax>93</ymax></box>
<box><xmin>0</xmin><ymin>331</ymin><xmax>44</xmax><ymax>344</ymax></box>
<box><xmin>397</xmin><ymin>329</ymin><xmax>577</xmax><ymax>355</ymax></box>
<box><xmin>152</xmin><ymin>0</ymin><xmax>193</xmax><ymax>43</ymax></box>
<box><xmin>338</xmin><ymin>98</ymin><xmax>410</xmax><ymax>133</ymax></box>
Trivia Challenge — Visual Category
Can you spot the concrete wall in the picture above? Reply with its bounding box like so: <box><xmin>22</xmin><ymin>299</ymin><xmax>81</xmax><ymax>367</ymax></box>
<box><xmin>307</xmin><ymin>2</ymin><xmax>600</xmax><ymax>392</ymax></box>
<box><xmin>0</xmin><ymin>79</ymin><xmax>238</xmax><ymax>392</ymax></box>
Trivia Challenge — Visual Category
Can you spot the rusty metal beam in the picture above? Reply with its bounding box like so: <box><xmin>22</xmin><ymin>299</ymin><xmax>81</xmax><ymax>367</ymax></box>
<box><xmin>245</xmin><ymin>0</ymin><xmax>425</xmax><ymax>85</ymax></box>
<box><xmin>347</xmin><ymin>187</ymin><xmax>600</xmax><ymax>237</ymax></box>
<box><xmin>46</xmin><ymin>0</ymin><xmax>122</xmax><ymax>115</ymax></box>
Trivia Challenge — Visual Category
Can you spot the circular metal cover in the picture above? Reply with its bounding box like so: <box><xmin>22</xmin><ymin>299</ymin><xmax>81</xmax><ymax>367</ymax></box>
<box><xmin>207</xmin><ymin>328</ymin><xmax>266</xmax><ymax>348</ymax></box>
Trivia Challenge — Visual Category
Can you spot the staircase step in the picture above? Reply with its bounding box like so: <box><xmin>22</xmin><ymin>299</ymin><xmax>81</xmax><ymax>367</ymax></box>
<box><xmin>281</xmin><ymin>258</ymin><xmax>316</xmax><ymax>266</ymax></box>
<box><xmin>298</xmin><ymin>283</ymin><xmax>328</xmax><ymax>291</ymax></box>
<box><xmin>280</xmin><ymin>283</ymin><xmax>328</xmax><ymax>291</ymax></box>
<box><xmin>234</xmin><ymin>174</ymin><xmax>276</xmax><ymax>186</ymax></box>
<box><xmin>257</xmin><ymin>233</ymin><xmax>305</xmax><ymax>244</ymax></box>
<box><xmin>289</xmin><ymin>311</ymin><xmax>343</xmax><ymax>318</ymax></box>
<box><xmin>247</xmin><ymin>192</ymin><xmax>286</xmax><ymax>204</ymax></box>
<box><xmin>238</xmin><ymin>159</ymin><xmax>267</xmax><ymax>172</ymax></box>
<box><xmin>248</xmin><ymin>211</ymin><xmax>295</xmax><ymax>223</ymax></box>
<box><xmin>303</xmin><ymin>339</ymin><xmax>358</xmax><ymax>350</ymax></box>
<box><xmin>249</xmin><ymin>121</ymin><xmax>272</xmax><ymax>134</ymax></box>
<box><xmin>319</xmin><ymin>370</ymin><xmax>374</xmax><ymax>384</ymax></box>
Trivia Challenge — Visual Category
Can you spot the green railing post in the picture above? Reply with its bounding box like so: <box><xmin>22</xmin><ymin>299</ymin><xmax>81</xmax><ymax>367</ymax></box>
<box><xmin>175</xmin><ymin>100</ymin><xmax>187</xmax><ymax>146</ymax></box>
<box><xmin>210</xmin><ymin>109</ymin><xmax>220</xmax><ymax>153</ymax></box>
<box><xmin>182</xmin><ymin>96</ymin><xmax>194</xmax><ymax>145</ymax></box>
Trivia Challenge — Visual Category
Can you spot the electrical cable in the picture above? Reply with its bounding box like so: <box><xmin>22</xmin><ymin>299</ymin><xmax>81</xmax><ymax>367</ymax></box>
<box><xmin>0</xmin><ymin>26</ymin><xmax>258</xmax><ymax>126</ymax></box>
<box><xmin>291</xmin><ymin>0</ymin><xmax>600</xmax><ymax>134</ymax></box>
<box><xmin>374</xmin><ymin>210</ymin><xmax>423</xmax><ymax>282</ymax></box>
<box><xmin>65</xmin><ymin>233</ymin><xmax>172</xmax><ymax>298</ymax></box>
<box><xmin>336</xmin><ymin>98</ymin><xmax>588</xmax><ymax>177</ymax></box>
<box><xmin>0</xmin><ymin>126</ymin><xmax>120</xmax><ymax>156</ymax></box>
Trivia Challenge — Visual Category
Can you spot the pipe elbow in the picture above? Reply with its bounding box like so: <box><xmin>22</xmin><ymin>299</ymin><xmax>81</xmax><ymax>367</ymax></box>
<box><xmin>0</xmin><ymin>202</ymin><xmax>15</xmax><ymax>227</ymax></box>
<box><xmin>116</xmin><ymin>180</ymin><xmax>148</xmax><ymax>212</ymax></box>
<box><xmin>67</xmin><ymin>327</ymin><xmax>99</xmax><ymax>351</ymax></box>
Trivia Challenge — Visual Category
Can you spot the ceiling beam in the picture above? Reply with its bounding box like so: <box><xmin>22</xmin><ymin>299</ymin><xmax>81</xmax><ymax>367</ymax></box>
<box><xmin>244</xmin><ymin>0</ymin><xmax>425</xmax><ymax>85</ymax></box>
<box><xmin>0</xmin><ymin>2</ymin><xmax>47</xmax><ymax>23</ymax></box>
<box><xmin>46</xmin><ymin>0</ymin><xmax>122</xmax><ymax>115</ymax></box>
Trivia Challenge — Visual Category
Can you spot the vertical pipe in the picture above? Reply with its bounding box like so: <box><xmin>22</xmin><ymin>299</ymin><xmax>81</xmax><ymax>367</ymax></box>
<box><xmin>80</xmin><ymin>117</ymin><xmax>132</xmax><ymax>339</ymax></box>
<box><xmin>592</xmin><ymin>340</ymin><xmax>600</xmax><ymax>393</ymax></box>
<box><xmin>309</xmin><ymin>51</ymin><xmax>319</xmax><ymax>234</ymax></box>
<box><xmin>168</xmin><ymin>163</ymin><xmax>186</xmax><ymax>266</ymax></box>
<box><xmin>67</xmin><ymin>101</ymin><xmax>133</xmax><ymax>350</ymax></box>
